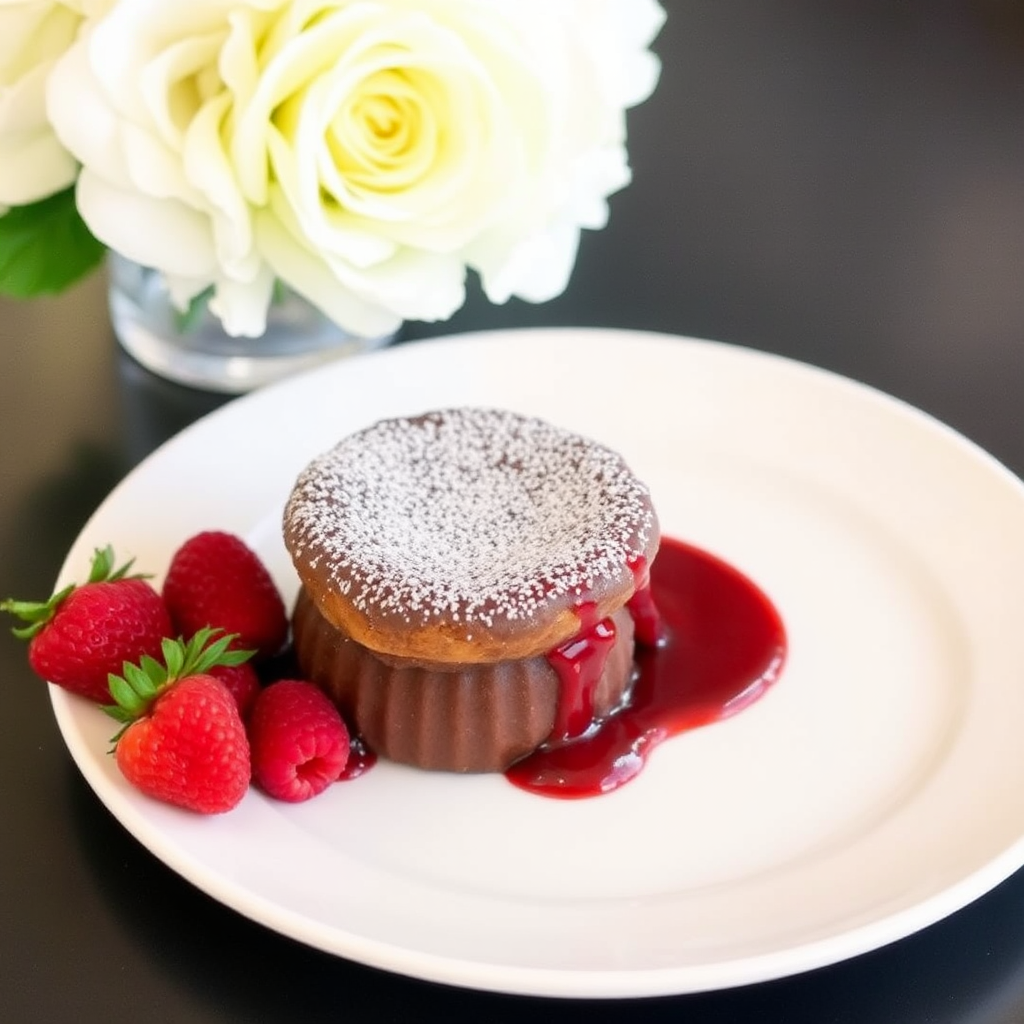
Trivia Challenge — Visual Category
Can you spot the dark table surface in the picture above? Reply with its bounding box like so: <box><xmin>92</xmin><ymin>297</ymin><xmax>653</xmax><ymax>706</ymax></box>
<box><xmin>6</xmin><ymin>3</ymin><xmax>1024</xmax><ymax>1022</ymax></box>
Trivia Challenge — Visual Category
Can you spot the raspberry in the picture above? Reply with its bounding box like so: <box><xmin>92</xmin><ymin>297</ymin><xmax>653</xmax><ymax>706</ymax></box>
<box><xmin>208</xmin><ymin>661</ymin><xmax>261</xmax><ymax>719</ymax></box>
<box><xmin>249</xmin><ymin>680</ymin><xmax>349</xmax><ymax>802</ymax></box>
<box><xmin>163</xmin><ymin>531</ymin><xmax>287</xmax><ymax>659</ymax></box>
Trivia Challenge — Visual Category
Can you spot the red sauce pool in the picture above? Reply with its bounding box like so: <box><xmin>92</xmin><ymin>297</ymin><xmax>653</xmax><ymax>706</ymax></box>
<box><xmin>505</xmin><ymin>537</ymin><xmax>787</xmax><ymax>798</ymax></box>
<box><xmin>314</xmin><ymin>536</ymin><xmax>786</xmax><ymax>797</ymax></box>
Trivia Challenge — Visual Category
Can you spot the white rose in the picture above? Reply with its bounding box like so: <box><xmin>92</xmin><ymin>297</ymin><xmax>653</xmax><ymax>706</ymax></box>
<box><xmin>49</xmin><ymin>0</ymin><xmax>663</xmax><ymax>336</ymax></box>
<box><xmin>462</xmin><ymin>0</ymin><xmax>666</xmax><ymax>304</ymax></box>
<box><xmin>0</xmin><ymin>0</ymin><xmax>113</xmax><ymax>209</ymax></box>
<box><xmin>0</xmin><ymin>1</ymin><xmax>81</xmax><ymax>207</ymax></box>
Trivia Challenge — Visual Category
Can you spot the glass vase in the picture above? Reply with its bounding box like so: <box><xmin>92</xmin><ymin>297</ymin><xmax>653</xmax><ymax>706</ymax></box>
<box><xmin>107</xmin><ymin>253</ymin><xmax>397</xmax><ymax>393</ymax></box>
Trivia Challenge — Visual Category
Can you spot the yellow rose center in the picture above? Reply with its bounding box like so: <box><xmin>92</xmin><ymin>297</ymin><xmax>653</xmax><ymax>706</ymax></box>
<box><xmin>328</xmin><ymin>68</ymin><xmax>440</xmax><ymax>195</ymax></box>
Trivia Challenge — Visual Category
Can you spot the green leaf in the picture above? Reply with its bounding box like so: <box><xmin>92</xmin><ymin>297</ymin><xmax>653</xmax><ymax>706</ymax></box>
<box><xmin>173</xmin><ymin>285</ymin><xmax>214</xmax><ymax>333</ymax></box>
<box><xmin>193</xmin><ymin>630</ymin><xmax>233</xmax><ymax>673</ymax></box>
<box><xmin>162</xmin><ymin>637</ymin><xmax>184</xmax><ymax>679</ymax></box>
<box><xmin>0</xmin><ymin>597</ymin><xmax>53</xmax><ymax>622</ymax></box>
<box><xmin>177</xmin><ymin>627</ymin><xmax>254</xmax><ymax>677</ymax></box>
<box><xmin>107</xmin><ymin>673</ymin><xmax>144</xmax><ymax>716</ymax></box>
<box><xmin>87</xmin><ymin>546</ymin><xmax>114</xmax><ymax>583</ymax></box>
<box><xmin>133</xmin><ymin>655</ymin><xmax>165</xmax><ymax>698</ymax></box>
<box><xmin>87</xmin><ymin>545</ymin><xmax>145</xmax><ymax>584</ymax></box>
<box><xmin>123</xmin><ymin>661</ymin><xmax>153</xmax><ymax>698</ymax></box>
<box><xmin>218</xmin><ymin>648</ymin><xmax>254</xmax><ymax>667</ymax></box>
<box><xmin>102</xmin><ymin>705</ymin><xmax>134</xmax><ymax>726</ymax></box>
<box><xmin>8</xmin><ymin>621</ymin><xmax>45</xmax><ymax>641</ymax></box>
<box><xmin>1</xmin><ymin>584</ymin><xmax>75</xmax><ymax>638</ymax></box>
<box><xmin>0</xmin><ymin>188</ymin><xmax>106</xmax><ymax>298</ymax></box>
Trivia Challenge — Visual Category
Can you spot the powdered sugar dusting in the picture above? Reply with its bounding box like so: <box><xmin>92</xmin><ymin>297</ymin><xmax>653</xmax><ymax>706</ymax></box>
<box><xmin>284</xmin><ymin>409</ymin><xmax>656</xmax><ymax>629</ymax></box>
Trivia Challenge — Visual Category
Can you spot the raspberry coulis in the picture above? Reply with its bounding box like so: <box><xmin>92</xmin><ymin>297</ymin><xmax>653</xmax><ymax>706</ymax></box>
<box><xmin>338</xmin><ymin>735</ymin><xmax>377</xmax><ymax>780</ymax></box>
<box><xmin>505</xmin><ymin>536</ymin><xmax>787</xmax><ymax>798</ymax></box>
<box><xmin>545</xmin><ymin>602</ymin><xmax>618</xmax><ymax>741</ymax></box>
<box><xmin>324</xmin><ymin>536</ymin><xmax>786</xmax><ymax>797</ymax></box>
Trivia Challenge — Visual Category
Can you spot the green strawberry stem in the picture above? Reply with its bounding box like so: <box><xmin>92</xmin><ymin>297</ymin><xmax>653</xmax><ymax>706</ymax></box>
<box><xmin>87</xmin><ymin>545</ymin><xmax>143</xmax><ymax>583</ymax></box>
<box><xmin>104</xmin><ymin>627</ymin><xmax>254</xmax><ymax>746</ymax></box>
<box><xmin>0</xmin><ymin>586</ymin><xmax>76</xmax><ymax>639</ymax></box>
<box><xmin>1</xmin><ymin>545</ymin><xmax>150</xmax><ymax>640</ymax></box>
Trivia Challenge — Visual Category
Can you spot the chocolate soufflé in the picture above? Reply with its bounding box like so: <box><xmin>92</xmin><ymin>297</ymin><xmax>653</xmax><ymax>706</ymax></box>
<box><xmin>283</xmin><ymin>408</ymin><xmax>660</xmax><ymax>772</ymax></box>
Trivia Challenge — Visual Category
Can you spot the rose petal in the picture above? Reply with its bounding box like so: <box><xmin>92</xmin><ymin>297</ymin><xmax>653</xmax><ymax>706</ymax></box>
<box><xmin>47</xmin><ymin>37</ymin><xmax>133</xmax><ymax>189</ymax></box>
<box><xmin>0</xmin><ymin>127</ymin><xmax>77</xmax><ymax>204</ymax></box>
<box><xmin>207</xmin><ymin>263</ymin><xmax>275</xmax><ymax>336</ymax></box>
<box><xmin>76</xmin><ymin>170</ymin><xmax>218</xmax><ymax>276</ymax></box>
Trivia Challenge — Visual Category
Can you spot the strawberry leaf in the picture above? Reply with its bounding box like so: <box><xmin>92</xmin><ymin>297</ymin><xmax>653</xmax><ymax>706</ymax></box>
<box><xmin>87</xmin><ymin>546</ymin><xmax>115</xmax><ymax>583</ymax></box>
<box><xmin>7</xmin><ymin>621</ymin><xmax>43</xmax><ymax>641</ymax></box>
<box><xmin>162</xmin><ymin>637</ymin><xmax>184</xmax><ymax>679</ymax></box>
<box><xmin>127</xmin><ymin>656</ymin><xmax>164</xmax><ymax>699</ymax></box>
<box><xmin>107</xmin><ymin>557</ymin><xmax>139</xmax><ymax>583</ymax></box>
<box><xmin>88</xmin><ymin>545</ymin><xmax>145</xmax><ymax>584</ymax></box>
<box><xmin>217</xmin><ymin>647</ymin><xmax>254</xmax><ymax>668</ymax></box>
<box><xmin>1</xmin><ymin>584</ymin><xmax>75</xmax><ymax>639</ymax></box>
<box><xmin>176</xmin><ymin>627</ymin><xmax>255</xmax><ymax>676</ymax></box>
<box><xmin>192</xmin><ymin>630</ymin><xmax>234</xmax><ymax>673</ymax></box>
<box><xmin>104</xmin><ymin>706</ymin><xmax>135</xmax><ymax>725</ymax></box>
<box><xmin>106</xmin><ymin>673</ymin><xmax>145</xmax><ymax>717</ymax></box>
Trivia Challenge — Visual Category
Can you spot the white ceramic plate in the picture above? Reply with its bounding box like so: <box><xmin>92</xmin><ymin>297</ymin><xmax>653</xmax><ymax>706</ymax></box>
<box><xmin>50</xmin><ymin>328</ymin><xmax>1024</xmax><ymax>998</ymax></box>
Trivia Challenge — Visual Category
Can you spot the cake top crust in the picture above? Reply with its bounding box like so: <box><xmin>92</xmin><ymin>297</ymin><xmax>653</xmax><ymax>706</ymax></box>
<box><xmin>283</xmin><ymin>408</ymin><xmax>659</xmax><ymax>660</ymax></box>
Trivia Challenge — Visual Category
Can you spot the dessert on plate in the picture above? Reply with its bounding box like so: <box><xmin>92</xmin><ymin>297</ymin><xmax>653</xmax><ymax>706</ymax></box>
<box><xmin>283</xmin><ymin>407</ymin><xmax>660</xmax><ymax>772</ymax></box>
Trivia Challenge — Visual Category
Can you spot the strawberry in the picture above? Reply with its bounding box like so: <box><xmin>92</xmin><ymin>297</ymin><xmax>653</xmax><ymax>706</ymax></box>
<box><xmin>249</xmin><ymin>680</ymin><xmax>349</xmax><ymax>803</ymax></box>
<box><xmin>2</xmin><ymin>546</ymin><xmax>173</xmax><ymax>703</ymax></box>
<box><xmin>163</xmin><ymin>531</ymin><xmax>287</xmax><ymax>660</ymax></box>
<box><xmin>105</xmin><ymin>629</ymin><xmax>253</xmax><ymax>814</ymax></box>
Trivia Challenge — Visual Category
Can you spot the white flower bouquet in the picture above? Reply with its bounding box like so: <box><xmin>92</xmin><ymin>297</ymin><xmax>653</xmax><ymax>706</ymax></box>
<box><xmin>0</xmin><ymin>0</ymin><xmax>664</xmax><ymax>339</ymax></box>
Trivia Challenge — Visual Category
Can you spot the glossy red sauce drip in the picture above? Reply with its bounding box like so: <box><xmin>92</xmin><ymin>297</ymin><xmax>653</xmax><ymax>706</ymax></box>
<box><xmin>338</xmin><ymin>734</ymin><xmax>377</xmax><ymax>781</ymax></box>
<box><xmin>626</xmin><ymin>554</ymin><xmax>667</xmax><ymax>647</ymax></box>
<box><xmin>505</xmin><ymin>537</ymin><xmax>786</xmax><ymax>799</ymax></box>
<box><xmin>546</xmin><ymin>615</ymin><xmax>618</xmax><ymax>740</ymax></box>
